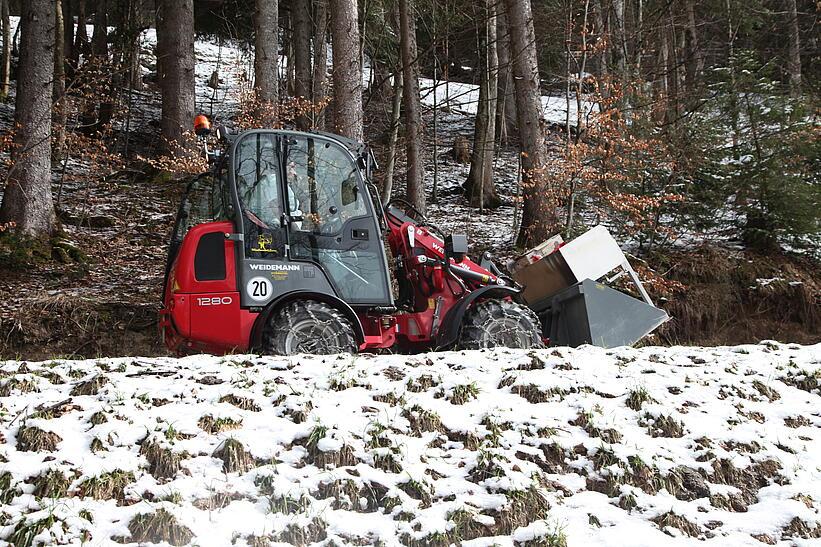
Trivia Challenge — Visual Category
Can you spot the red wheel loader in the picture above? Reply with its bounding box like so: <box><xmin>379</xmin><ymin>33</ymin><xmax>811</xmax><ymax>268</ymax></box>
<box><xmin>160</xmin><ymin>126</ymin><xmax>668</xmax><ymax>355</ymax></box>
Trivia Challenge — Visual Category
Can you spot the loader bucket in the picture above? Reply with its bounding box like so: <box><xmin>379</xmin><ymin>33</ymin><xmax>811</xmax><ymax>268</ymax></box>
<box><xmin>537</xmin><ymin>279</ymin><xmax>670</xmax><ymax>348</ymax></box>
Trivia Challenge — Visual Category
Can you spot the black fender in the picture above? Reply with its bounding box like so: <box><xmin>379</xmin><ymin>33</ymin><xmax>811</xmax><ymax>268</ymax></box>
<box><xmin>249</xmin><ymin>290</ymin><xmax>366</xmax><ymax>350</ymax></box>
<box><xmin>436</xmin><ymin>285</ymin><xmax>523</xmax><ymax>348</ymax></box>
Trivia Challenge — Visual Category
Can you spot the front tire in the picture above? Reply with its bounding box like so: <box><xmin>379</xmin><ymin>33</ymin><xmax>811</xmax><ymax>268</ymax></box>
<box><xmin>262</xmin><ymin>300</ymin><xmax>358</xmax><ymax>355</ymax></box>
<box><xmin>457</xmin><ymin>299</ymin><xmax>544</xmax><ymax>350</ymax></box>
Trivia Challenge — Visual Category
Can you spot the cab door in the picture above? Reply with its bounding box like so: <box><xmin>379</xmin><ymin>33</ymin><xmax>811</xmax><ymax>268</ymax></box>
<box><xmin>164</xmin><ymin>160</ymin><xmax>248</xmax><ymax>349</ymax></box>
<box><xmin>284</xmin><ymin>135</ymin><xmax>393</xmax><ymax>307</ymax></box>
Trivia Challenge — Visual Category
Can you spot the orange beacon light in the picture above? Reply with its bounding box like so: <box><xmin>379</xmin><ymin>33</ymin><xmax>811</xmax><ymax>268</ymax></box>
<box><xmin>194</xmin><ymin>114</ymin><xmax>211</xmax><ymax>136</ymax></box>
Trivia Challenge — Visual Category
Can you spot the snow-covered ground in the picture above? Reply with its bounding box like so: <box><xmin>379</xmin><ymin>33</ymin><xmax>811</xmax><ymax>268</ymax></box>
<box><xmin>1</xmin><ymin>343</ymin><xmax>820</xmax><ymax>546</ymax></box>
<box><xmin>419</xmin><ymin>79</ymin><xmax>597</xmax><ymax>127</ymax></box>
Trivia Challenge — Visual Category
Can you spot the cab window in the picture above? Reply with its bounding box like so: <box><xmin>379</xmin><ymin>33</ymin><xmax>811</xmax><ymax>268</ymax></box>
<box><xmin>286</xmin><ymin>138</ymin><xmax>367</xmax><ymax>235</ymax></box>
<box><xmin>234</xmin><ymin>133</ymin><xmax>287</xmax><ymax>258</ymax></box>
<box><xmin>171</xmin><ymin>167</ymin><xmax>228</xmax><ymax>245</ymax></box>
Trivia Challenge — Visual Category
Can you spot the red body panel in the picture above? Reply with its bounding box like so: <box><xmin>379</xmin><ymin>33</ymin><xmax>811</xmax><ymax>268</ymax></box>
<box><xmin>162</xmin><ymin>221</ymin><xmax>258</xmax><ymax>354</ymax></box>
<box><xmin>162</xmin><ymin>210</ymin><xmax>502</xmax><ymax>354</ymax></box>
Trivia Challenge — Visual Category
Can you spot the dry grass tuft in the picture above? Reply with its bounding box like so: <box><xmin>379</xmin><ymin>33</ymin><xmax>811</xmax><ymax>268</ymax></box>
<box><xmin>127</xmin><ymin>509</ymin><xmax>193</xmax><ymax>546</ymax></box>
<box><xmin>643</xmin><ymin>413</ymin><xmax>685</xmax><ymax>438</ymax></box>
<box><xmin>274</xmin><ymin>517</ymin><xmax>327</xmax><ymax>545</ymax></box>
<box><xmin>8</xmin><ymin>513</ymin><xmax>61</xmax><ymax>547</ymax></box>
<box><xmin>571</xmin><ymin>411</ymin><xmax>623</xmax><ymax>443</ymax></box>
<box><xmin>90</xmin><ymin>437</ymin><xmax>106</xmax><ymax>453</ymax></box>
<box><xmin>513</xmin><ymin>384</ymin><xmax>567</xmax><ymax>404</ymax></box>
<box><xmin>751</xmin><ymin>380</ymin><xmax>780</xmax><ymax>401</ymax></box>
<box><xmin>445</xmin><ymin>508</ymin><xmax>490</xmax><ymax>542</ymax></box>
<box><xmin>406</xmin><ymin>374</ymin><xmax>439</xmax><ymax>392</ymax></box>
<box><xmin>79</xmin><ymin>470</ymin><xmax>134</xmax><ymax>501</ymax></box>
<box><xmin>449</xmin><ymin>383</ymin><xmax>480</xmax><ymax>405</ymax></box>
<box><xmin>372</xmin><ymin>391</ymin><xmax>404</xmax><ymax>405</ymax></box>
<box><xmin>781</xmin><ymin>368</ymin><xmax>820</xmax><ymax>393</ymax></box>
<box><xmin>372</xmin><ymin>450</ymin><xmax>403</xmax><ymax>473</ymax></box>
<box><xmin>625</xmin><ymin>387</ymin><xmax>655</xmax><ymax>411</ymax></box>
<box><xmin>652</xmin><ymin>510</ymin><xmax>702</xmax><ymax>537</ymax></box>
<box><xmin>213</xmin><ymin>438</ymin><xmax>254</xmax><ymax>473</ymax></box>
<box><xmin>0</xmin><ymin>471</ymin><xmax>21</xmax><ymax>504</ymax></box>
<box><xmin>140</xmin><ymin>439</ymin><xmax>186</xmax><ymax>480</ymax></box>
<box><xmin>784</xmin><ymin>415</ymin><xmax>811</xmax><ymax>428</ymax></box>
<box><xmin>0</xmin><ymin>377</ymin><xmax>39</xmax><ymax>396</ymax></box>
<box><xmin>494</xmin><ymin>487</ymin><xmax>551</xmax><ymax>535</ymax></box>
<box><xmin>89</xmin><ymin>411</ymin><xmax>108</xmax><ymax>425</ymax></box>
<box><xmin>403</xmin><ymin>405</ymin><xmax>444</xmax><ymax>435</ymax></box>
<box><xmin>31</xmin><ymin>469</ymin><xmax>71</xmax><ymax>498</ymax></box>
<box><xmin>709</xmin><ymin>492</ymin><xmax>750</xmax><ymax>512</ymax></box>
<box><xmin>70</xmin><ymin>375</ymin><xmax>108</xmax><ymax>396</ymax></box>
<box><xmin>517</xmin><ymin>354</ymin><xmax>547</xmax><ymax>370</ymax></box>
<box><xmin>782</xmin><ymin>517</ymin><xmax>821</xmax><ymax>539</ymax></box>
<box><xmin>381</xmin><ymin>366</ymin><xmax>406</xmax><ymax>381</ymax></box>
<box><xmin>219</xmin><ymin>393</ymin><xmax>261</xmax><ymax>412</ymax></box>
<box><xmin>192</xmin><ymin>491</ymin><xmax>246</xmax><ymax>511</ymax></box>
<box><xmin>16</xmin><ymin>426</ymin><xmax>62</xmax><ymax>452</ymax></box>
<box><xmin>244</xmin><ymin>535</ymin><xmax>274</xmax><ymax>547</ymax></box>
<box><xmin>398</xmin><ymin>478</ymin><xmax>433</xmax><ymax>507</ymax></box>
<box><xmin>198</xmin><ymin>414</ymin><xmax>242</xmax><ymax>434</ymax></box>
<box><xmin>315</xmin><ymin>479</ymin><xmax>362</xmax><ymax>510</ymax></box>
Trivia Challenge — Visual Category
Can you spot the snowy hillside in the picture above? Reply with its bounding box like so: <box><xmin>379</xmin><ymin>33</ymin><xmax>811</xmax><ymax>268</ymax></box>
<box><xmin>1</xmin><ymin>343</ymin><xmax>820</xmax><ymax>546</ymax></box>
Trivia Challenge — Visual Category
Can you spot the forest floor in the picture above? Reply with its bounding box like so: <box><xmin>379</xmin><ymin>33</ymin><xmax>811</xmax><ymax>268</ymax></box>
<box><xmin>1</xmin><ymin>344</ymin><xmax>820</xmax><ymax>545</ymax></box>
<box><xmin>0</xmin><ymin>24</ymin><xmax>818</xmax><ymax>360</ymax></box>
<box><xmin>1</xmin><ymin>94</ymin><xmax>817</xmax><ymax>359</ymax></box>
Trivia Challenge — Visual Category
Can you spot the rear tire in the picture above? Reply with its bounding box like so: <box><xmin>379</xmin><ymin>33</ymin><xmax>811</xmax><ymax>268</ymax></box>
<box><xmin>457</xmin><ymin>299</ymin><xmax>544</xmax><ymax>350</ymax></box>
<box><xmin>262</xmin><ymin>300</ymin><xmax>358</xmax><ymax>356</ymax></box>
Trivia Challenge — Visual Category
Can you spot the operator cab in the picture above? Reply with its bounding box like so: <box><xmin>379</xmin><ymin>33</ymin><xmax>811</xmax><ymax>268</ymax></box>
<box><xmin>230</xmin><ymin>131</ymin><xmax>392</xmax><ymax>308</ymax></box>
<box><xmin>162</xmin><ymin>128</ymin><xmax>393</xmax><ymax>354</ymax></box>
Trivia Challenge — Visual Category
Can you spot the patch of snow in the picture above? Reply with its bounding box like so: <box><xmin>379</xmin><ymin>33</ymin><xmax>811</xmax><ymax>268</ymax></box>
<box><xmin>1</xmin><ymin>342</ymin><xmax>819</xmax><ymax>545</ymax></box>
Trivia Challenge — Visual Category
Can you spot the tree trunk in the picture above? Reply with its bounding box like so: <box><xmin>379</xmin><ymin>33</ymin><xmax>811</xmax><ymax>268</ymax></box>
<box><xmin>382</xmin><ymin>72</ymin><xmax>403</xmax><ymax>204</ymax></box>
<box><xmin>312</xmin><ymin>0</ymin><xmax>329</xmax><ymax>129</ymax></box>
<box><xmin>330</xmin><ymin>0</ymin><xmax>363</xmax><ymax>141</ymax></box>
<box><xmin>62</xmin><ymin>0</ymin><xmax>74</xmax><ymax>76</ymax></box>
<box><xmin>656</xmin><ymin>23</ymin><xmax>669</xmax><ymax>124</ymax></box>
<box><xmin>683</xmin><ymin>0</ymin><xmax>703</xmax><ymax>90</ymax></box>
<box><xmin>495</xmin><ymin>10</ymin><xmax>517</xmax><ymax>142</ymax></box>
<box><xmin>91</xmin><ymin>0</ymin><xmax>107</xmax><ymax>56</ymax></box>
<box><xmin>785</xmin><ymin>0</ymin><xmax>801</xmax><ymax>96</ymax></box>
<box><xmin>592</xmin><ymin>0</ymin><xmax>608</xmax><ymax>99</ymax></box>
<box><xmin>53</xmin><ymin>0</ymin><xmax>67</xmax><ymax>157</ymax></box>
<box><xmin>0</xmin><ymin>0</ymin><xmax>10</xmax><ymax>98</ymax></box>
<box><xmin>283</xmin><ymin>10</ymin><xmax>294</xmax><ymax>97</ymax></box>
<box><xmin>610</xmin><ymin>0</ymin><xmax>628</xmax><ymax>80</ymax></box>
<box><xmin>92</xmin><ymin>0</ymin><xmax>114</xmax><ymax>134</ymax></box>
<box><xmin>293</xmin><ymin>0</ymin><xmax>312</xmax><ymax>129</ymax></box>
<box><xmin>78</xmin><ymin>0</ymin><xmax>100</xmax><ymax>132</ymax></box>
<box><xmin>73</xmin><ymin>0</ymin><xmax>87</xmax><ymax>65</ymax></box>
<box><xmin>156</xmin><ymin>0</ymin><xmax>195</xmax><ymax>150</ymax></box>
<box><xmin>0</xmin><ymin>0</ymin><xmax>57</xmax><ymax>238</ymax></box>
<box><xmin>464</xmin><ymin>0</ymin><xmax>500</xmax><ymax>209</ymax></box>
<box><xmin>127</xmin><ymin>0</ymin><xmax>143</xmax><ymax>91</ymax></box>
<box><xmin>254</xmin><ymin>0</ymin><xmax>279</xmax><ymax>122</ymax></box>
<box><xmin>504</xmin><ymin>0</ymin><xmax>556</xmax><ymax>247</ymax></box>
<box><xmin>399</xmin><ymin>0</ymin><xmax>425</xmax><ymax>214</ymax></box>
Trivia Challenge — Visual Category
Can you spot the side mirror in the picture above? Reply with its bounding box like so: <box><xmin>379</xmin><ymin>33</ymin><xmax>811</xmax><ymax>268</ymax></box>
<box><xmin>445</xmin><ymin>234</ymin><xmax>468</xmax><ymax>263</ymax></box>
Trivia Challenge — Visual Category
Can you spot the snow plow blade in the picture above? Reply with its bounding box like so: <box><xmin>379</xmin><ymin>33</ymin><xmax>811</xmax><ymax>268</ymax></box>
<box><xmin>534</xmin><ymin>278</ymin><xmax>670</xmax><ymax>348</ymax></box>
